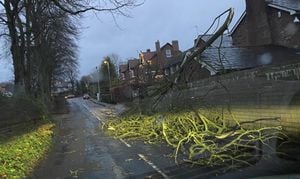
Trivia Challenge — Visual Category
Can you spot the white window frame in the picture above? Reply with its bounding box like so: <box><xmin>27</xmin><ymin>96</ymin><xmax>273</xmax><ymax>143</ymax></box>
<box><xmin>165</xmin><ymin>49</ymin><xmax>172</xmax><ymax>58</ymax></box>
<box><xmin>130</xmin><ymin>69</ymin><xmax>135</xmax><ymax>78</ymax></box>
<box><xmin>277</xmin><ymin>11</ymin><xmax>281</xmax><ymax>18</ymax></box>
<box><xmin>164</xmin><ymin>69</ymin><xmax>169</xmax><ymax>76</ymax></box>
<box><xmin>170</xmin><ymin>67</ymin><xmax>175</xmax><ymax>74</ymax></box>
<box><xmin>121</xmin><ymin>73</ymin><xmax>125</xmax><ymax>80</ymax></box>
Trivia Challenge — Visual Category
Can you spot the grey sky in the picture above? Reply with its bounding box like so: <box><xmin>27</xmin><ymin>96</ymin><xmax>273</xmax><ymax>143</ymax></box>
<box><xmin>0</xmin><ymin>0</ymin><xmax>245</xmax><ymax>82</ymax></box>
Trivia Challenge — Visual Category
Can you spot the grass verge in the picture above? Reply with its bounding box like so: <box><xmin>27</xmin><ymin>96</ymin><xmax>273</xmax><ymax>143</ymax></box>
<box><xmin>0</xmin><ymin>121</ymin><xmax>55</xmax><ymax>178</ymax></box>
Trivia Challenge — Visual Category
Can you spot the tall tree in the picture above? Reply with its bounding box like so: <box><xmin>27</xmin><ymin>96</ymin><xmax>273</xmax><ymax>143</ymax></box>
<box><xmin>0</xmin><ymin>0</ymin><xmax>141</xmax><ymax>102</ymax></box>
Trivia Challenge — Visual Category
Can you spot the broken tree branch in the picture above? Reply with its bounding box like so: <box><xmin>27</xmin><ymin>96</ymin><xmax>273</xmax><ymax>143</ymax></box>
<box><xmin>151</xmin><ymin>8</ymin><xmax>235</xmax><ymax>111</ymax></box>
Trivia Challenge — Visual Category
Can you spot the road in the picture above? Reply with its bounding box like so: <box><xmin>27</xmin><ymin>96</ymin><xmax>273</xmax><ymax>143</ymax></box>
<box><xmin>32</xmin><ymin>98</ymin><xmax>300</xmax><ymax>179</ymax></box>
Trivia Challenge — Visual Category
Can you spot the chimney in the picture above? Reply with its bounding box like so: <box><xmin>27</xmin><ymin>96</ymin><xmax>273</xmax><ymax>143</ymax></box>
<box><xmin>146</xmin><ymin>49</ymin><xmax>151</xmax><ymax>52</ymax></box>
<box><xmin>155</xmin><ymin>40</ymin><xmax>160</xmax><ymax>53</ymax></box>
<box><xmin>245</xmin><ymin>0</ymin><xmax>272</xmax><ymax>46</ymax></box>
<box><xmin>172</xmin><ymin>40</ymin><xmax>179</xmax><ymax>51</ymax></box>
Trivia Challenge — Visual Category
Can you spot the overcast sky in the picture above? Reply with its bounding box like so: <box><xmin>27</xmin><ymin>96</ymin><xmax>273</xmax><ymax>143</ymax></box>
<box><xmin>0</xmin><ymin>0</ymin><xmax>245</xmax><ymax>82</ymax></box>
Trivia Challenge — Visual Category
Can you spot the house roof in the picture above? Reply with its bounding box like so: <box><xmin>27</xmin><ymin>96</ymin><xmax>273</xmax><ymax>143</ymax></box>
<box><xmin>200</xmin><ymin>34</ymin><xmax>233</xmax><ymax>48</ymax></box>
<box><xmin>128</xmin><ymin>59</ymin><xmax>140</xmax><ymax>69</ymax></box>
<box><xmin>201</xmin><ymin>45</ymin><xmax>300</xmax><ymax>71</ymax></box>
<box><xmin>142</xmin><ymin>51</ymin><xmax>156</xmax><ymax>61</ymax></box>
<box><xmin>266</xmin><ymin>0</ymin><xmax>300</xmax><ymax>13</ymax></box>
<box><xmin>160</xmin><ymin>43</ymin><xmax>173</xmax><ymax>50</ymax></box>
<box><xmin>119</xmin><ymin>64</ymin><xmax>128</xmax><ymax>73</ymax></box>
<box><xmin>164</xmin><ymin>36</ymin><xmax>300</xmax><ymax>72</ymax></box>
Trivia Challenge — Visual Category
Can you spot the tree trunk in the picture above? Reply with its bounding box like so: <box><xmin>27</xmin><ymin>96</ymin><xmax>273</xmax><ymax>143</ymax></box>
<box><xmin>4</xmin><ymin>0</ymin><xmax>26</xmax><ymax>92</ymax></box>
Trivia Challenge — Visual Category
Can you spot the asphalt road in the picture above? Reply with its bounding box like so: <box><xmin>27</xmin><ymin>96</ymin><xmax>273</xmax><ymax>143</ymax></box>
<box><xmin>31</xmin><ymin>98</ymin><xmax>300</xmax><ymax>179</ymax></box>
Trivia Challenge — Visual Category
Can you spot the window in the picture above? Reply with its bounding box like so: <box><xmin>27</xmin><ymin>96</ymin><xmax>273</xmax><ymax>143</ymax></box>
<box><xmin>170</xmin><ymin>67</ymin><xmax>175</xmax><ymax>74</ymax></box>
<box><xmin>165</xmin><ymin>49</ymin><xmax>172</xmax><ymax>58</ymax></box>
<box><xmin>294</xmin><ymin>16</ymin><xmax>300</xmax><ymax>23</ymax></box>
<box><xmin>121</xmin><ymin>73</ymin><xmax>125</xmax><ymax>80</ymax></box>
<box><xmin>130</xmin><ymin>70</ymin><xmax>135</xmax><ymax>78</ymax></box>
<box><xmin>164</xmin><ymin>69</ymin><xmax>169</xmax><ymax>76</ymax></box>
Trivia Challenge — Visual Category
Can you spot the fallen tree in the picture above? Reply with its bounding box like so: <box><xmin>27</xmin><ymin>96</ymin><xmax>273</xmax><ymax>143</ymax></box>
<box><xmin>104</xmin><ymin>110</ymin><xmax>285</xmax><ymax>168</ymax></box>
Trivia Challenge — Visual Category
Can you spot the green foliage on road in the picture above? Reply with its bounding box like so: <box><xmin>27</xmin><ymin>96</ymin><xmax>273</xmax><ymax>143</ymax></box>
<box><xmin>0</xmin><ymin>121</ymin><xmax>55</xmax><ymax>179</ymax></box>
<box><xmin>104</xmin><ymin>110</ymin><xmax>285</xmax><ymax>168</ymax></box>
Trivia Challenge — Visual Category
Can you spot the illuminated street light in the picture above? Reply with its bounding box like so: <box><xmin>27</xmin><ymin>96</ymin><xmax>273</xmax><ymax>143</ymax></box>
<box><xmin>96</xmin><ymin>66</ymin><xmax>100</xmax><ymax>101</ymax></box>
<box><xmin>104</xmin><ymin>60</ymin><xmax>113</xmax><ymax>102</ymax></box>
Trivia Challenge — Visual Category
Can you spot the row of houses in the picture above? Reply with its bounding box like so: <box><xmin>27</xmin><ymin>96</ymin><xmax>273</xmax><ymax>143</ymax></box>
<box><xmin>114</xmin><ymin>0</ymin><xmax>300</xmax><ymax>101</ymax></box>
<box><xmin>118</xmin><ymin>40</ymin><xmax>181</xmax><ymax>83</ymax></box>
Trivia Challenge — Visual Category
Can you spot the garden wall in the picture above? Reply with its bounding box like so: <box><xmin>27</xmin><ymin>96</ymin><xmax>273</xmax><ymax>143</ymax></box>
<box><xmin>140</xmin><ymin>63</ymin><xmax>300</xmax><ymax>137</ymax></box>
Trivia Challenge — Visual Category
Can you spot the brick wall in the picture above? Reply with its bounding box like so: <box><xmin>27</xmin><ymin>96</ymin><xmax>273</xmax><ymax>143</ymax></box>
<box><xmin>232</xmin><ymin>0</ymin><xmax>272</xmax><ymax>46</ymax></box>
<box><xmin>232</xmin><ymin>16</ymin><xmax>249</xmax><ymax>46</ymax></box>
<box><xmin>232</xmin><ymin>1</ymin><xmax>300</xmax><ymax>49</ymax></box>
<box><xmin>268</xmin><ymin>8</ymin><xmax>300</xmax><ymax>49</ymax></box>
<box><xmin>140</xmin><ymin>63</ymin><xmax>300</xmax><ymax>137</ymax></box>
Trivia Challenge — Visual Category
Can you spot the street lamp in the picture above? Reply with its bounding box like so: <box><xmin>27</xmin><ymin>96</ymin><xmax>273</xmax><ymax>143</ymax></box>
<box><xmin>104</xmin><ymin>60</ymin><xmax>113</xmax><ymax>102</ymax></box>
<box><xmin>96</xmin><ymin>66</ymin><xmax>100</xmax><ymax>101</ymax></box>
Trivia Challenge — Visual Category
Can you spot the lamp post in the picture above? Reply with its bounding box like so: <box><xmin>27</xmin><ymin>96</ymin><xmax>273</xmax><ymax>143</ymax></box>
<box><xmin>104</xmin><ymin>60</ymin><xmax>113</xmax><ymax>102</ymax></box>
<box><xmin>96</xmin><ymin>66</ymin><xmax>100</xmax><ymax>101</ymax></box>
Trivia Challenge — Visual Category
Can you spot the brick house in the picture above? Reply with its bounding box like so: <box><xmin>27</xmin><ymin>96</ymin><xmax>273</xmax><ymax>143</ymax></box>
<box><xmin>231</xmin><ymin>0</ymin><xmax>300</xmax><ymax>49</ymax></box>
<box><xmin>163</xmin><ymin>0</ymin><xmax>300</xmax><ymax>82</ymax></box>
<box><xmin>115</xmin><ymin>40</ymin><xmax>182</xmax><ymax>101</ymax></box>
<box><xmin>140</xmin><ymin>40</ymin><xmax>181</xmax><ymax>76</ymax></box>
<box><xmin>119</xmin><ymin>63</ymin><xmax>128</xmax><ymax>81</ymax></box>
<box><xmin>119</xmin><ymin>40</ymin><xmax>182</xmax><ymax>83</ymax></box>
<box><xmin>119</xmin><ymin>58</ymin><xmax>140</xmax><ymax>82</ymax></box>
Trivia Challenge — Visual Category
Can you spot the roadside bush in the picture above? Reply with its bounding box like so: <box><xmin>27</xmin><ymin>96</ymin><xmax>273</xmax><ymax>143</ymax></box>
<box><xmin>0</xmin><ymin>94</ymin><xmax>47</xmax><ymax>127</ymax></box>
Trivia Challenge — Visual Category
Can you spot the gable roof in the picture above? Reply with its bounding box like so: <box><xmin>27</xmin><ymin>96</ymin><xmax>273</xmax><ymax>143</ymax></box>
<box><xmin>160</xmin><ymin>43</ymin><xmax>173</xmax><ymax>50</ymax></box>
<box><xmin>128</xmin><ymin>59</ymin><xmax>140</xmax><ymax>69</ymax></box>
<box><xmin>119</xmin><ymin>64</ymin><xmax>128</xmax><ymax>73</ymax></box>
<box><xmin>266</xmin><ymin>0</ymin><xmax>300</xmax><ymax>14</ymax></box>
<box><xmin>141</xmin><ymin>51</ymin><xmax>156</xmax><ymax>61</ymax></box>
<box><xmin>142</xmin><ymin>41</ymin><xmax>181</xmax><ymax>62</ymax></box>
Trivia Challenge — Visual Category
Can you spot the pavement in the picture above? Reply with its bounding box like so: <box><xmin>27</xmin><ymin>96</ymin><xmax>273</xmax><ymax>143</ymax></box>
<box><xmin>31</xmin><ymin>98</ymin><xmax>300</xmax><ymax>179</ymax></box>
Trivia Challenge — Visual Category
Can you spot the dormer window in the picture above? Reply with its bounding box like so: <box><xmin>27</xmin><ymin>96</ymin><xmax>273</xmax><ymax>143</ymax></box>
<box><xmin>165</xmin><ymin>49</ymin><xmax>172</xmax><ymax>58</ymax></box>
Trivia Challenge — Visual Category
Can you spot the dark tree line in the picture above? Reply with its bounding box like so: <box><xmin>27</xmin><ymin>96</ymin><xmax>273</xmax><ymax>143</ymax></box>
<box><xmin>0</xmin><ymin>0</ymin><xmax>141</xmax><ymax>104</ymax></box>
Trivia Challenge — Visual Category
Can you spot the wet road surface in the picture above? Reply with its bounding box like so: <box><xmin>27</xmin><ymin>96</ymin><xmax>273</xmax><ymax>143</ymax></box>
<box><xmin>32</xmin><ymin>98</ymin><xmax>300</xmax><ymax>179</ymax></box>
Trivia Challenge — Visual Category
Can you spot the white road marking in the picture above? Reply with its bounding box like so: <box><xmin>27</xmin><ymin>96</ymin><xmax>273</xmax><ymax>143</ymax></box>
<box><xmin>120</xmin><ymin>139</ymin><xmax>132</xmax><ymax>148</ymax></box>
<box><xmin>82</xmin><ymin>101</ymin><xmax>105</xmax><ymax>125</ymax></box>
<box><xmin>138</xmin><ymin>154</ymin><xmax>169</xmax><ymax>179</ymax></box>
<box><xmin>82</xmin><ymin>99</ymin><xmax>168</xmax><ymax>178</ymax></box>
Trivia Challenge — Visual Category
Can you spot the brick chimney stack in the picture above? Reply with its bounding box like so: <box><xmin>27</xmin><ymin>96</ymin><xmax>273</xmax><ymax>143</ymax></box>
<box><xmin>172</xmin><ymin>40</ymin><xmax>179</xmax><ymax>51</ymax></box>
<box><xmin>245</xmin><ymin>0</ymin><xmax>272</xmax><ymax>46</ymax></box>
<box><xmin>155</xmin><ymin>40</ymin><xmax>160</xmax><ymax>53</ymax></box>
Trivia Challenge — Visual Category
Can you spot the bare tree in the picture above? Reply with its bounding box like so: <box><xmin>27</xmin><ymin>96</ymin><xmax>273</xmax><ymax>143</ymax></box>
<box><xmin>0</xmin><ymin>0</ymin><xmax>142</xmax><ymax>103</ymax></box>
